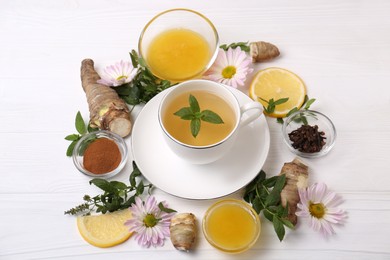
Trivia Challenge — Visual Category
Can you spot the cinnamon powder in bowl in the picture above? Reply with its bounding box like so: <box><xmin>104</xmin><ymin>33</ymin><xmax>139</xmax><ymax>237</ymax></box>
<box><xmin>72</xmin><ymin>130</ymin><xmax>128</xmax><ymax>178</ymax></box>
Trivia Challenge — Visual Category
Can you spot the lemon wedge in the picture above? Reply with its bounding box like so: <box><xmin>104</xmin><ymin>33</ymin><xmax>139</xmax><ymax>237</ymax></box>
<box><xmin>77</xmin><ymin>209</ymin><xmax>133</xmax><ymax>248</ymax></box>
<box><xmin>249</xmin><ymin>67</ymin><xmax>306</xmax><ymax>117</ymax></box>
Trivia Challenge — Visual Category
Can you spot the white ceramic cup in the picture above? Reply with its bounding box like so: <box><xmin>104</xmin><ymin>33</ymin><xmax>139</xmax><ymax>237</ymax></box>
<box><xmin>158</xmin><ymin>80</ymin><xmax>263</xmax><ymax>164</ymax></box>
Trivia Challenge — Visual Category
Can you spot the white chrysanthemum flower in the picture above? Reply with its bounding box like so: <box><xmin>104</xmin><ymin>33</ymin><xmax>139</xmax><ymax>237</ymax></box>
<box><xmin>97</xmin><ymin>60</ymin><xmax>137</xmax><ymax>87</ymax></box>
<box><xmin>125</xmin><ymin>196</ymin><xmax>174</xmax><ymax>248</ymax></box>
<box><xmin>203</xmin><ymin>47</ymin><xmax>253</xmax><ymax>88</ymax></box>
<box><xmin>296</xmin><ymin>183</ymin><xmax>347</xmax><ymax>236</ymax></box>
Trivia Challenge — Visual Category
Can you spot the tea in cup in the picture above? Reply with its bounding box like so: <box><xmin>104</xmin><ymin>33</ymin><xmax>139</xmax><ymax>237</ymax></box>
<box><xmin>158</xmin><ymin>80</ymin><xmax>263</xmax><ymax>164</ymax></box>
<box><xmin>138</xmin><ymin>9</ymin><xmax>219</xmax><ymax>82</ymax></box>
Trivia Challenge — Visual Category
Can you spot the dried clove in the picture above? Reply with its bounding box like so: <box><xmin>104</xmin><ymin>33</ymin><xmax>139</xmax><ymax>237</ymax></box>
<box><xmin>288</xmin><ymin>125</ymin><xmax>326</xmax><ymax>153</ymax></box>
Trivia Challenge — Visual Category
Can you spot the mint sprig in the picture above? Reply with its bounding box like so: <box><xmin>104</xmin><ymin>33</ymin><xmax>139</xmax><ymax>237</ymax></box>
<box><xmin>174</xmin><ymin>94</ymin><xmax>224</xmax><ymax>138</ymax></box>
<box><xmin>244</xmin><ymin>170</ymin><xmax>294</xmax><ymax>241</ymax></box>
<box><xmin>64</xmin><ymin>111</ymin><xmax>98</xmax><ymax>156</ymax></box>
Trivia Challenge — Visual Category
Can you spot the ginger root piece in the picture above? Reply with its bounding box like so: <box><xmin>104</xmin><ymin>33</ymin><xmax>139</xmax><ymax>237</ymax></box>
<box><xmin>80</xmin><ymin>59</ymin><xmax>132</xmax><ymax>137</ymax></box>
<box><xmin>279</xmin><ymin>158</ymin><xmax>309</xmax><ymax>225</ymax></box>
<box><xmin>250</xmin><ymin>41</ymin><xmax>280</xmax><ymax>63</ymax></box>
<box><xmin>170</xmin><ymin>213</ymin><xmax>196</xmax><ymax>251</ymax></box>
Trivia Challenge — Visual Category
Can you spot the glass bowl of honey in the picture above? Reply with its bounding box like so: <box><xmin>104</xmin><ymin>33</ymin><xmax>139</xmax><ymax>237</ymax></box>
<box><xmin>202</xmin><ymin>199</ymin><xmax>261</xmax><ymax>253</ymax></box>
<box><xmin>138</xmin><ymin>8</ymin><xmax>219</xmax><ymax>82</ymax></box>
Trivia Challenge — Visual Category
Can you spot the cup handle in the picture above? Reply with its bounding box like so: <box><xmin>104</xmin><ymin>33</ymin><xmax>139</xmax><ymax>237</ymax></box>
<box><xmin>239</xmin><ymin>102</ymin><xmax>264</xmax><ymax>127</ymax></box>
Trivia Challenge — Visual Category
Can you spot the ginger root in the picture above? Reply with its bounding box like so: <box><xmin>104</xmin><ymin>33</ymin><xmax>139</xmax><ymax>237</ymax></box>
<box><xmin>170</xmin><ymin>213</ymin><xmax>196</xmax><ymax>251</ymax></box>
<box><xmin>80</xmin><ymin>59</ymin><xmax>132</xmax><ymax>137</ymax></box>
<box><xmin>250</xmin><ymin>41</ymin><xmax>280</xmax><ymax>63</ymax></box>
<box><xmin>279</xmin><ymin>158</ymin><xmax>309</xmax><ymax>225</ymax></box>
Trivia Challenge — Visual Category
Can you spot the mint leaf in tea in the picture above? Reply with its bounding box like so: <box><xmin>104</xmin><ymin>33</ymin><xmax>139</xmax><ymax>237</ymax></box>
<box><xmin>174</xmin><ymin>94</ymin><xmax>224</xmax><ymax>138</ymax></box>
<box><xmin>165</xmin><ymin>91</ymin><xmax>234</xmax><ymax>145</ymax></box>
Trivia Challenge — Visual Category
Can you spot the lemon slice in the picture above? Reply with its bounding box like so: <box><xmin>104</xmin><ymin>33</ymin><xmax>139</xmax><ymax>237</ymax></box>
<box><xmin>77</xmin><ymin>209</ymin><xmax>133</xmax><ymax>248</ymax></box>
<box><xmin>249</xmin><ymin>67</ymin><xmax>306</xmax><ymax>117</ymax></box>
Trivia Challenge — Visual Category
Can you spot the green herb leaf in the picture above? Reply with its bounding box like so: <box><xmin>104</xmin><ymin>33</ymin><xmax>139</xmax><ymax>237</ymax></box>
<box><xmin>273</xmin><ymin>97</ymin><xmax>289</xmax><ymax>106</ymax></box>
<box><xmin>263</xmin><ymin>176</ymin><xmax>278</xmax><ymax>188</ymax></box>
<box><xmin>191</xmin><ymin>118</ymin><xmax>201</xmax><ymax>138</ymax></box>
<box><xmin>286</xmin><ymin>107</ymin><xmax>299</xmax><ymax>117</ymax></box>
<box><xmin>75</xmin><ymin>111</ymin><xmax>87</xmax><ymax>135</ymax></box>
<box><xmin>220</xmin><ymin>42</ymin><xmax>250</xmax><ymax>52</ymax></box>
<box><xmin>89</xmin><ymin>179</ymin><xmax>118</xmax><ymax>194</ymax></box>
<box><xmin>263</xmin><ymin>209</ymin><xmax>274</xmax><ymax>222</ymax></box>
<box><xmin>66</xmin><ymin>140</ymin><xmax>78</xmax><ymax>157</ymax></box>
<box><xmin>252</xmin><ymin>197</ymin><xmax>264</xmax><ymax>214</ymax></box>
<box><xmin>281</xmin><ymin>218</ymin><xmax>295</xmax><ymax>229</ymax></box>
<box><xmin>304</xmin><ymin>98</ymin><xmax>316</xmax><ymax>110</ymax></box>
<box><xmin>110</xmin><ymin>181</ymin><xmax>128</xmax><ymax>190</ymax></box>
<box><xmin>189</xmin><ymin>94</ymin><xmax>200</xmax><ymax>113</ymax></box>
<box><xmin>174</xmin><ymin>107</ymin><xmax>194</xmax><ymax>120</ymax></box>
<box><xmin>265</xmin><ymin>189</ymin><xmax>281</xmax><ymax>207</ymax></box>
<box><xmin>274</xmin><ymin>174</ymin><xmax>286</xmax><ymax>192</ymax></box>
<box><xmin>273</xmin><ymin>215</ymin><xmax>286</xmax><ymax>242</ymax></box>
<box><xmin>277</xmin><ymin>118</ymin><xmax>284</xmax><ymax>124</ymax></box>
<box><xmin>158</xmin><ymin>202</ymin><xmax>177</xmax><ymax>213</ymax></box>
<box><xmin>65</xmin><ymin>134</ymin><xmax>80</xmax><ymax>141</ymax></box>
<box><xmin>201</xmin><ymin>110</ymin><xmax>224</xmax><ymax>124</ymax></box>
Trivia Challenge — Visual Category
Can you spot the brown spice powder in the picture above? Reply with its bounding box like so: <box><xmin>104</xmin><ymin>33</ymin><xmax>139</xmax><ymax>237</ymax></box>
<box><xmin>83</xmin><ymin>138</ymin><xmax>121</xmax><ymax>174</ymax></box>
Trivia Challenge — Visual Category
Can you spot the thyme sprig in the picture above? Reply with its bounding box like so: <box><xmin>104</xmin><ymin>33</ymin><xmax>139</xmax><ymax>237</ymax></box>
<box><xmin>244</xmin><ymin>170</ymin><xmax>294</xmax><ymax>241</ymax></box>
<box><xmin>65</xmin><ymin>161</ymin><xmax>152</xmax><ymax>216</ymax></box>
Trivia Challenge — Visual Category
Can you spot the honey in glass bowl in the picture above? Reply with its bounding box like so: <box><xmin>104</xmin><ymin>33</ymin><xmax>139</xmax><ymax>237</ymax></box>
<box><xmin>138</xmin><ymin>9</ymin><xmax>219</xmax><ymax>82</ymax></box>
<box><xmin>202</xmin><ymin>199</ymin><xmax>261</xmax><ymax>253</ymax></box>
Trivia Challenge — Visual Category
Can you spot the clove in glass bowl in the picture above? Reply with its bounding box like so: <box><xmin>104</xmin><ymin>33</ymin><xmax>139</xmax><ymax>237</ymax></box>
<box><xmin>282</xmin><ymin>110</ymin><xmax>336</xmax><ymax>158</ymax></box>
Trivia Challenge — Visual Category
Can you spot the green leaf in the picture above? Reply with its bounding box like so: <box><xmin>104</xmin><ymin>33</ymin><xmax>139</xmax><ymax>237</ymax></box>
<box><xmin>274</xmin><ymin>174</ymin><xmax>286</xmax><ymax>192</ymax></box>
<box><xmin>158</xmin><ymin>202</ymin><xmax>177</xmax><ymax>213</ymax></box>
<box><xmin>75</xmin><ymin>111</ymin><xmax>86</xmax><ymax>135</ymax></box>
<box><xmin>174</xmin><ymin>107</ymin><xmax>194</xmax><ymax>120</ymax></box>
<box><xmin>277</xmin><ymin>118</ymin><xmax>284</xmax><ymax>124</ymax></box>
<box><xmin>130</xmin><ymin>50</ymin><xmax>139</xmax><ymax>68</ymax></box>
<box><xmin>89</xmin><ymin>179</ymin><xmax>118</xmax><ymax>194</ymax></box>
<box><xmin>87</xmin><ymin>124</ymin><xmax>99</xmax><ymax>133</ymax></box>
<box><xmin>220</xmin><ymin>42</ymin><xmax>250</xmax><ymax>52</ymax></box>
<box><xmin>189</xmin><ymin>94</ymin><xmax>200</xmax><ymax>113</ymax></box>
<box><xmin>65</xmin><ymin>134</ymin><xmax>80</xmax><ymax>141</ymax></box>
<box><xmin>265</xmin><ymin>189</ymin><xmax>281</xmax><ymax>207</ymax></box>
<box><xmin>263</xmin><ymin>176</ymin><xmax>278</xmax><ymax>188</ymax></box>
<box><xmin>66</xmin><ymin>140</ymin><xmax>78</xmax><ymax>156</ymax></box>
<box><xmin>273</xmin><ymin>97</ymin><xmax>289</xmax><ymax>106</ymax></box>
<box><xmin>281</xmin><ymin>218</ymin><xmax>295</xmax><ymax>229</ymax></box>
<box><xmin>252</xmin><ymin>197</ymin><xmax>264</xmax><ymax>214</ymax></box>
<box><xmin>304</xmin><ymin>98</ymin><xmax>316</xmax><ymax>110</ymax></box>
<box><xmin>110</xmin><ymin>181</ymin><xmax>128</xmax><ymax>190</ymax></box>
<box><xmin>273</xmin><ymin>215</ymin><xmax>286</xmax><ymax>241</ymax></box>
<box><xmin>191</xmin><ymin>118</ymin><xmax>201</xmax><ymax>138</ymax></box>
<box><xmin>286</xmin><ymin>107</ymin><xmax>298</xmax><ymax>117</ymax></box>
<box><xmin>129</xmin><ymin>161</ymin><xmax>141</xmax><ymax>187</ymax></box>
<box><xmin>263</xmin><ymin>209</ymin><xmax>274</xmax><ymax>222</ymax></box>
<box><xmin>201</xmin><ymin>110</ymin><xmax>224</xmax><ymax>124</ymax></box>
<box><xmin>136</xmin><ymin>180</ymin><xmax>144</xmax><ymax>195</ymax></box>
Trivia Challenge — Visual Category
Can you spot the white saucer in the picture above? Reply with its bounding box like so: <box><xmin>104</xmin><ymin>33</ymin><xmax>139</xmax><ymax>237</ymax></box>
<box><xmin>131</xmin><ymin>86</ymin><xmax>270</xmax><ymax>200</ymax></box>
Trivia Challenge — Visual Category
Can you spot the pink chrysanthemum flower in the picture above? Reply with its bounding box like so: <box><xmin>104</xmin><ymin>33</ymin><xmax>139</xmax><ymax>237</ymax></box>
<box><xmin>296</xmin><ymin>183</ymin><xmax>347</xmax><ymax>237</ymax></box>
<box><xmin>125</xmin><ymin>196</ymin><xmax>174</xmax><ymax>248</ymax></box>
<box><xmin>203</xmin><ymin>47</ymin><xmax>253</xmax><ymax>88</ymax></box>
<box><xmin>97</xmin><ymin>60</ymin><xmax>137</xmax><ymax>87</ymax></box>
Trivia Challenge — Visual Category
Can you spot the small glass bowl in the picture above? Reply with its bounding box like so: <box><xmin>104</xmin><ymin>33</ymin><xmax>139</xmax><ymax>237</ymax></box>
<box><xmin>282</xmin><ymin>110</ymin><xmax>336</xmax><ymax>158</ymax></box>
<box><xmin>138</xmin><ymin>8</ymin><xmax>219</xmax><ymax>82</ymax></box>
<box><xmin>72</xmin><ymin>130</ymin><xmax>128</xmax><ymax>178</ymax></box>
<box><xmin>202</xmin><ymin>199</ymin><xmax>261</xmax><ymax>254</ymax></box>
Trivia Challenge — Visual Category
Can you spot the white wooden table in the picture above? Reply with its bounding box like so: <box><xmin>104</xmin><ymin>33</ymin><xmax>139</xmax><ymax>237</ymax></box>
<box><xmin>1</xmin><ymin>0</ymin><xmax>389</xmax><ymax>259</ymax></box>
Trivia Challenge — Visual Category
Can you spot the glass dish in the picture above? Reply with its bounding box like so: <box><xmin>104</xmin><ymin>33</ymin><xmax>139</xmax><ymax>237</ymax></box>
<box><xmin>72</xmin><ymin>130</ymin><xmax>128</xmax><ymax>178</ymax></box>
<box><xmin>138</xmin><ymin>8</ymin><xmax>219</xmax><ymax>82</ymax></box>
<box><xmin>202</xmin><ymin>199</ymin><xmax>261</xmax><ymax>253</ymax></box>
<box><xmin>282</xmin><ymin>110</ymin><xmax>336</xmax><ymax>158</ymax></box>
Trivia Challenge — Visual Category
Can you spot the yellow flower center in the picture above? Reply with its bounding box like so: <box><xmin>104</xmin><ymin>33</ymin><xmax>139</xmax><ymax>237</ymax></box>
<box><xmin>222</xmin><ymin>66</ymin><xmax>237</xmax><ymax>79</ymax></box>
<box><xmin>143</xmin><ymin>213</ymin><xmax>158</xmax><ymax>227</ymax></box>
<box><xmin>309</xmin><ymin>202</ymin><xmax>326</xmax><ymax>219</ymax></box>
<box><xmin>116</xmin><ymin>75</ymin><xmax>127</xmax><ymax>81</ymax></box>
